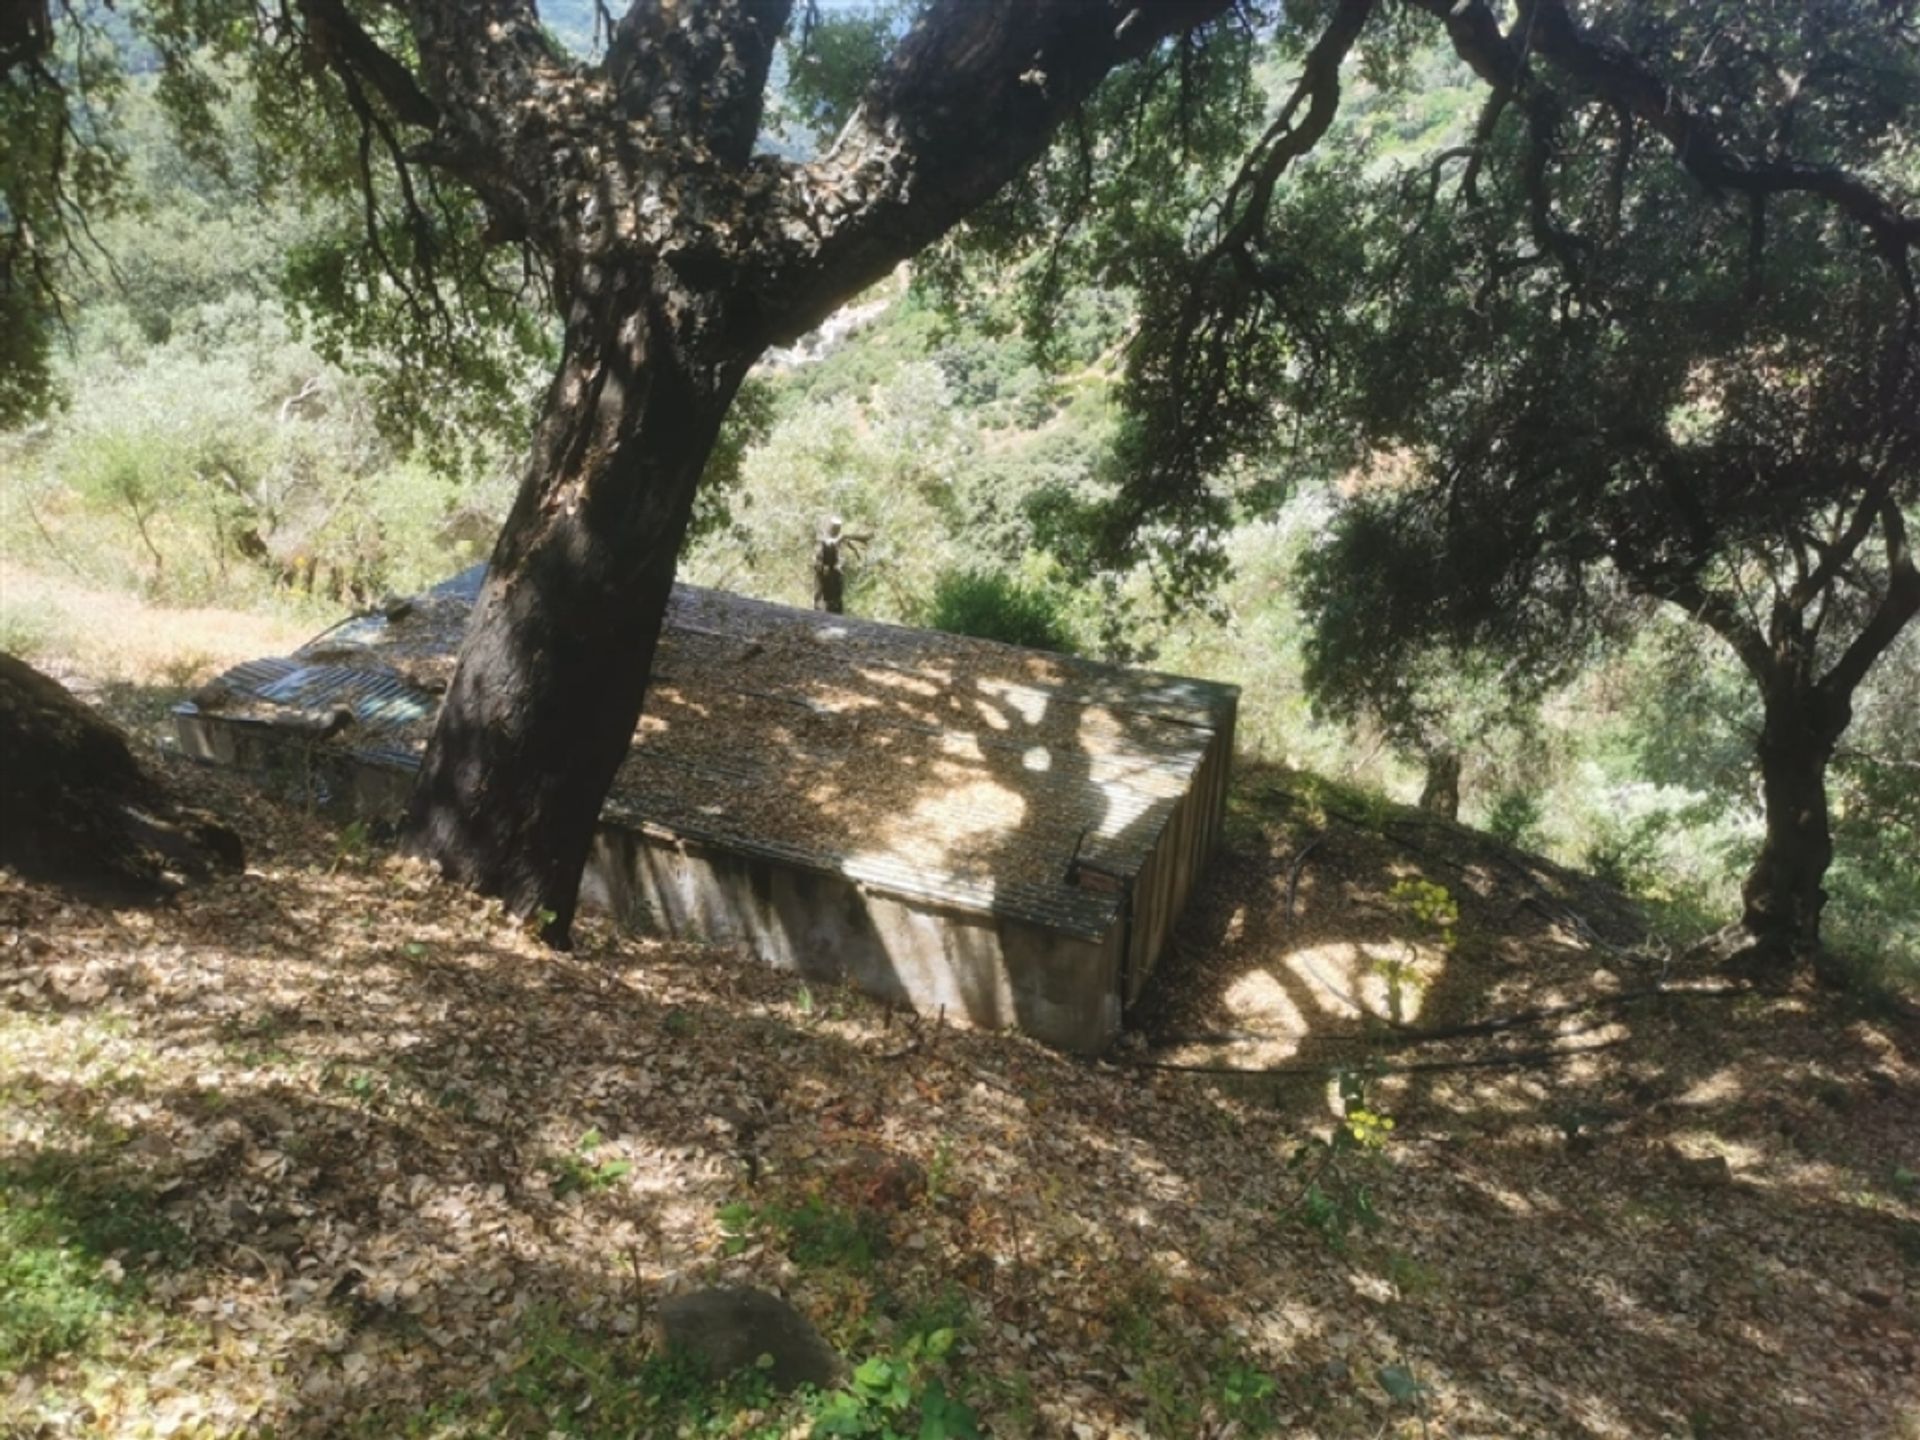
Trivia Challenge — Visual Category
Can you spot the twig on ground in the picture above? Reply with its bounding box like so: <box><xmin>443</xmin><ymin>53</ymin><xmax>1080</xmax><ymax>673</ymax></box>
<box><xmin>1286</xmin><ymin>831</ymin><xmax>1327</xmax><ymax>920</ymax></box>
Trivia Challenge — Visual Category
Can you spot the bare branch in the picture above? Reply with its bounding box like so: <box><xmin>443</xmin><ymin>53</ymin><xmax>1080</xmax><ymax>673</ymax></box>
<box><xmin>1209</xmin><ymin>0</ymin><xmax>1375</xmax><ymax>263</ymax></box>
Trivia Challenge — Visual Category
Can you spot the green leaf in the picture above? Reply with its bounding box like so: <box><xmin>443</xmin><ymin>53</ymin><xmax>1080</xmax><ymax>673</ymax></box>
<box><xmin>918</xmin><ymin>1379</ymin><xmax>983</xmax><ymax>1440</ymax></box>
<box><xmin>1377</xmin><ymin>1362</ymin><xmax>1425</xmax><ymax>1405</ymax></box>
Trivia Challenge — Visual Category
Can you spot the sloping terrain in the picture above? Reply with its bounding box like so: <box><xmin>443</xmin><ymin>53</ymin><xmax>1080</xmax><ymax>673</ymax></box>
<box><xmin>1</xmin><ymin>591</ymin><xmax>1916</xmax><ymax>1439</ymax></box>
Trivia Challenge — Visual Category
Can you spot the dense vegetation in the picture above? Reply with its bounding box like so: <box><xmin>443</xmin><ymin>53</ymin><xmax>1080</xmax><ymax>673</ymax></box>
<box><xmin>1</xmin><ymin>6</ymin><xmax>1917</xmax><ymax>1436</ymax></box>
<box><xmin>3</xmin><ymin>7</ymin><xmax>1917</xmax><ymax>987</ymax></box>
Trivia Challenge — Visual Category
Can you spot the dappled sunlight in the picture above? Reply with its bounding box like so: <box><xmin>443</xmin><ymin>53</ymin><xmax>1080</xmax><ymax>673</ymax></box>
<box><xmin>1221</xmin><ymin>969</ymin><xmax>1309</xmax><ymax>1044</ymax></box>
<box><xmin>1281</xmin><ymin>938</ymin><xmax>1445</xmax><ymax>1026</ymax></box>
<box><xmin>178</xmin><ymin>568</ymin><xmax>1235</xmax><ymax>1048</ymax></box>
<box><xmin>1</xmin><ymin>691</ymin><xmax>1914</xmax><ymax>1440</ymax></box>
<box><xmin>5</xmin><ymin>757</ymin><xmax>1918</xmax><ymax>1438</ymax></box>
<box><xmin>1678</xmin><ymin>1067</ymin><xmax>1748</xmax><ymax>1107</ymax></box>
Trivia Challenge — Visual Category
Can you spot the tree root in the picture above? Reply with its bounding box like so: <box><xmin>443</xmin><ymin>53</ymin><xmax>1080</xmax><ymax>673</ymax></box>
<box><xmin>1131</xmin><ymin>1038</ymin><xmax>1625</xmax><ymax>1077</ymax></box>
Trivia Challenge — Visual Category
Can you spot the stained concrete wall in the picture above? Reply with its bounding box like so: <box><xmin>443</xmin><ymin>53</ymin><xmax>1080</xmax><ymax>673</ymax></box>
<box><xmin>1120</xmin><ymin>705</ymin><xmax>1236</xmax><ymax>1007</ymax></box>
<box><xmin>582</xmin><ymin>825</ymin><xmax>1124</xmax><ymax>1052</ymax></box>
<box><xmin>174</xmin><ymin>708</ymin><xmax>1126</xmax><ymax>1052</ymax></box>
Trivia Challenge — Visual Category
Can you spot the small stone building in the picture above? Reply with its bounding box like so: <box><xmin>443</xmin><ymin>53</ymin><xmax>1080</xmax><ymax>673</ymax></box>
<box><xmin>174</xmin><ymin>568</ymin><xmax>1236</xmax><ymax>1052</ymax></box>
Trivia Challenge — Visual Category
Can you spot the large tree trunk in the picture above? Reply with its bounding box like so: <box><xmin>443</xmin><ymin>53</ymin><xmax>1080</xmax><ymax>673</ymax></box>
<box><xmin>1418</xmin><ymin>747</ymin><xmax>1461</xmax><ymax>821</ymax></box>
<box><xmin>401</xmin><ymin>263</ymin><xmax>746</xmax><ymax>940</ymax></box>
<box><xmin>1736</xmin><ymin>677</ymin><xmax>1849</xmax><ymax>970</ymax></box>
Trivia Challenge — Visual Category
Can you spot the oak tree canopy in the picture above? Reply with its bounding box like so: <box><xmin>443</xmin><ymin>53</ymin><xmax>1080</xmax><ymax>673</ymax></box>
<box><xmin>5</xmin><ymin>0</ymin><xmax>1915</xmax><ymax>960</ymax></box>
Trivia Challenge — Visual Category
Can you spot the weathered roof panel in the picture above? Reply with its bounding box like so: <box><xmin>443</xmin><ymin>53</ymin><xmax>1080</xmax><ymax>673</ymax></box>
<box><xmin>179</xmin><ymin>566</ymin><xmax>1237</xmax><ymax>938</ymax></box>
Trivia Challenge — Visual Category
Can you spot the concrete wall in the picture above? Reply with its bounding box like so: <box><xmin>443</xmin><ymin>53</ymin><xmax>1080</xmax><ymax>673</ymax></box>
<box><xmin>175</xmin><ymin>708</ymin><xmax>1125</xmax><ymax>1052</ymax></box>
<box><xmin>583</xmin><ymin>825</ymin><xmax>1124</xmax><ymax>1053</ymax></box>
<box><xmin>1121</xmin><ymin>706</ymin><xmax>1236</xmax><ymax>1008</ymax></box>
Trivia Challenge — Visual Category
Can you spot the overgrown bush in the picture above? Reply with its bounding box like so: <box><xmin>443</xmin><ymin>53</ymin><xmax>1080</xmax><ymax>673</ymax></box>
<box><xmin>924</xmin><ymin>568</ymin><xmax>1078</xmax><ymax>653</ymax></box>
<box><xmin>1485</xmin><ymin>790</ymin><xmax>1542</xmax><ymax>848</ymax></box>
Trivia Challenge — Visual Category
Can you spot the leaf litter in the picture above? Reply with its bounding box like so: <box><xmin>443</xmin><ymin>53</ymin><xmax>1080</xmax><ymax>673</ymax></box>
<box><xmin>0</xmin><ymin>732</ymin><xmax>1914</xmax><ymax>1438</ymax></box>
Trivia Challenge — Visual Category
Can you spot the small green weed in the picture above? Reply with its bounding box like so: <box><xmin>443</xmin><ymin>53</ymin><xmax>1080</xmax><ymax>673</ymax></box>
<box><xmin>0</xmin><ymin>1156</ymin><xmax>186</xmax><ymax>1368</ymax></box>
<box><xmin>464</xmin><ymin>1305</ymin><xmax>982</xmax><ymax>1440</ymax></box>
<box><xmin>1377</xmin><ymin>1360</ymin><xmax>1431</xmax><ymax>1430</ymax></box>
<box><xmin>812</xmin><ymin>1330</ymin><xmax>981</xmax><ymax>1438</ymax></box>
<box><xmin>1376</xmin><ymin>878</ymin><xmax>1455</xmax><ymax>1022</ymax></box>
<box><xmin>547</xmin><ymin>1130</ymin><xmax>634</xmax><ymax>1199</ymax></box>
<box><xmin>330</xmin><ymin>818</ymin><xmax>373</xmax><ymax>869</ymax></box>
<box><xmin>926</xmin><ymin>1136</ymin><xmax>956</xmax><ymax>1203</ymax></box>
<box><xmin>1213</xmin><ymin>1358</ymin><xmax>1284</xmax><ymax>1430</ymax></box>
<box><xmin>718</xmin><ymin>1193</ymin><xmax>885</xmax><ymax>1274</ymax></box>
<box><xmin>1281</xmin><ymin>1067</ymin><xmax>1393</xmax><ymax>1251</ymax></box>
<box><xmin>1383</xmin><ymin>1250</ymin><xmax>1443</xmax><ymax>1300</ymax></box>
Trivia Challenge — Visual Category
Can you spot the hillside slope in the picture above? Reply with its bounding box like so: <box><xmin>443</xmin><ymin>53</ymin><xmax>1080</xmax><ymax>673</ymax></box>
<box><xmin>1</xmin><ymin>596</ymin><xmax>1916</xmax><ymax>1439</ymax></box>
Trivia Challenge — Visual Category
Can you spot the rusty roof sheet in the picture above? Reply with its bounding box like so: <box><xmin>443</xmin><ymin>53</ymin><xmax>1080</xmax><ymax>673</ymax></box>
<box><xmin>178</xmin><ymin>566</ymin><xmax>1238</xmax><ymax>937</ymax></box>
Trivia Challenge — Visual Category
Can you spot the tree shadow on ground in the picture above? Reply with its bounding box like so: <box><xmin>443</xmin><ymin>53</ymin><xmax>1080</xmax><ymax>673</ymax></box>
<box><xmin>4</xmin><ymin>761</ymin><xmax>1917</xmax><ymax>1438</ymax></box>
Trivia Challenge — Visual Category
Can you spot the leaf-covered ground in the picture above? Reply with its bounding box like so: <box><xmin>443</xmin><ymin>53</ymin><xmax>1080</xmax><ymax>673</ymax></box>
<box><xmin>2</xmin><ymin>596</ymin><xmax>1917</xmax><ymax>1438</ymax></box>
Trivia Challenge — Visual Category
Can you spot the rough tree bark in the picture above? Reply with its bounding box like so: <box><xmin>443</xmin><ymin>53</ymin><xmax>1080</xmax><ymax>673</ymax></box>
<box><xmin>402</xmin><ymin>262</ymin><xmax>747</xmax><ymax>927</ymax></box>
<box><xmin>350</xmin><ymin>0</ymin><xmax>1241</xmax><ymax>939</ymax></box>
<box><xmin>1647</xmin><ymin>498</ymin><xmax>1919</xmax><ymax>974</ymax></box>
<box><xmin>1418</xmin><ymin>748</ymin><xmax>1462</xmax><ymax>821</ymax></box>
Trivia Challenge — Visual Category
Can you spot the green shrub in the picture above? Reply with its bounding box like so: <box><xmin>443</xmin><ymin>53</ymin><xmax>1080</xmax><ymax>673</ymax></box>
<box><xmin>924</xmin><ymin>568</ymin><xmax>1077</xmax><ymax>653</ymax></box>
<box><xmin>1485</xmin><ymin>789</ymin><xmax>1542</xmax><ymax>848</ymax></box>
<box><xmin>716</xmin><ymin>1194</ymin><xmax>886</xmax><ymax>1274</ymax></box>
<box><xmin>0</xmin><ymin>597</ymin><xmax>71</xmax><ymax>660</ymax></box>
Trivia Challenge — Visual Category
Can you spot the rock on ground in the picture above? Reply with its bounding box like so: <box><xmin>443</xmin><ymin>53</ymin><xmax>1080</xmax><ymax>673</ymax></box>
<box><xmin>0</xmin><ymin>651</ymin><xmax>243</xmax><ymax>898</ymax></box>
<box><xmin>656</xmin><ymin>1286</ymin><xmax>843</xmax><ymax>1391</ymax></box>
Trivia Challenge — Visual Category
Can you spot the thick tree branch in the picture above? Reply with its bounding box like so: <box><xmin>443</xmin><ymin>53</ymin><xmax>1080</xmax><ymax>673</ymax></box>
<box><xmin>607</xmin><ymin>0</ymin><xmax>791</xmax><ymax>167</ymax></box>
<box><xmin>392</xmin><ymin>0</ymin><xmax>568</xmax><ymax>210</ymax></box>
<box><xmin>297</xmin><ymin>0</ymin><xmax>438</xmax><ymax>130</ymax></box>
<box><xmin>1521</xmin><ymin>90</ymin><xmax>1585</xmax><ymax>293</ymax></box>
<box><xmin>1460</xmin><ymin>83</ymin><xmax>1511</xmax><ymax>204</ymax></box>
<box><xmin>1820</xmin><ymin>499</ymin><xmax>1920</xmax><ymax>703</ymax></box>
<box><xmin>1404</xmin><ymin>0</ymin><xmax>1920</xmax><ymax>275</ymax></box>
<box><xmin>1619</xmin><ymin>551</ymin><xmax>1772</xmax><ymax>681</ymax></box>
<box><xmin>1790</xmin><ymin>469</ymin><xmax>1896</xmax><ymax>611</ymax></box>
<box><xmin>750</xmin><ymin>0</ymin><xmax>1235</xmax><ymax>343</ymax></box>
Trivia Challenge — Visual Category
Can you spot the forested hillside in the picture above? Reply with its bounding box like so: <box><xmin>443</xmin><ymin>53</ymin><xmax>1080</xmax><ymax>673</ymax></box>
<box><xmin>3</xmin><ymin>2</ymin><xmax>1919</xmax><ymax>1436</ymax></box>
<box><xmin>4</xmin><ymin>30</ymin><xmax>1914</xmax><ymax>983</ymax></box>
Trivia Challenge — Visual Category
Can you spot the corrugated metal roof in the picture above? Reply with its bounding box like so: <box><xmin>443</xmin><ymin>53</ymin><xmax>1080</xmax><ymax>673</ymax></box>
<box><xmin>177</xmin><ymin>566</ymin><xmax>1238</xmax><ymax>937</ymax></box>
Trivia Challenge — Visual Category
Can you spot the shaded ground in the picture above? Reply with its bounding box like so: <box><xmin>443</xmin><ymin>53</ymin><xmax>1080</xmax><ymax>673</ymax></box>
<box><xmin>1</xmin><ymin>588</ymin><xmax>1916</xmax><ymax>1438</ymax></box>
